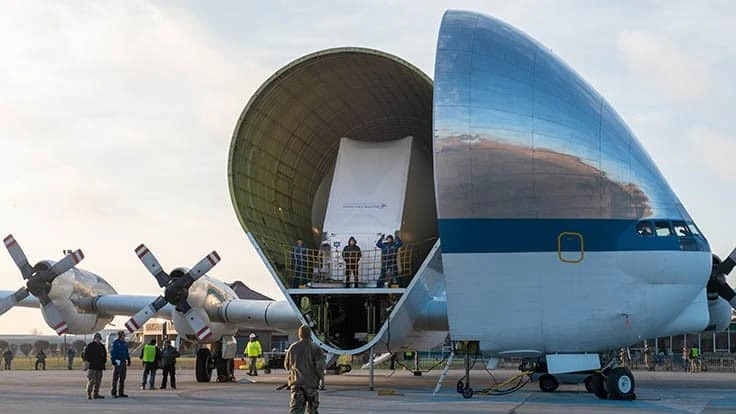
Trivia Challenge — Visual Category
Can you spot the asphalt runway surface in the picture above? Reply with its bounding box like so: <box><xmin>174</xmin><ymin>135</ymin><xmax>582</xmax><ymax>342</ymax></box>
<box><xmin>1</xmin><ymin>368</ymin><xmax>736</xmax><ymax>413</ymax></box>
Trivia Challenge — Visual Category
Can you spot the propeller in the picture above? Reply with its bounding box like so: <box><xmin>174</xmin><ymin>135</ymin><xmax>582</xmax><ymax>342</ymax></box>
<box><xmin>707</xmin><ymin>248</ymin><xmax>736</xmax><ymax>307</ymax></box>
<box><xmin>1</xmin><ymin>235</ymin><xmax>84</xmax><ymax>335</ymax></box>
<box><xmin>124</xmin><ymin>244</ymin><xmax>220</xmax><ymax>341</ymax></box>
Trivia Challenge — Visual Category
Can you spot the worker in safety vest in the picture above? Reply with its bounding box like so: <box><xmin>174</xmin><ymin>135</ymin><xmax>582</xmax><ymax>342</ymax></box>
<box><xmin>139</xmin><ymin>339</ymin><xmax>160</xmax><ymax>390</ymax></box>
<box><xmin>245</xmin><ymin>333</ymin><xmax>263</xmax><ymax>376</ymax></box>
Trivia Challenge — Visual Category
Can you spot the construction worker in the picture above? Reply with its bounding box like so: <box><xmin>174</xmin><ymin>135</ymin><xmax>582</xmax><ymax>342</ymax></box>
<box><xmin>245</xmin><ymin>333</ymin><xmax>263</xmax><ymax>376</ymax></box>
<box><xmin>140</xmin><ymin>339</ymin><xmax>161</xmax><ymax>390</ymax></box>
<box><xmin>285</xmin><ymin>325</ymin><xmax>325</xmax><ymax>414</ymax></box>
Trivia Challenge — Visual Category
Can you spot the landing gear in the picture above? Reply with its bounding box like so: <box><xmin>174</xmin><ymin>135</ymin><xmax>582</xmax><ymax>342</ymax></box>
<box><xmin>459</xmin><ymin>342</ymin><xmax>473</xmax><ymax>399</ymax></box>
<box><xmin>584</xmin><ymin>375</ymin><xmax>594</xmax><ymax>393</ymax></box>
<box><xmin>196</xmin><ymin>348</ymin><xmax>214</xmax><ymax>382</ymax></box>
<box><xmin>606</xmin><ymin>367</ymin><xmax>636</xmax><ymax>400</ymax></box>
<box><xmin>538</xmin><ymin>374</ymin><xmax>559</xmax><ymax>392</ymax></box>
<box><xmin>589</xmin><ymin>367</ymin><xmax>636</xmax><ymax>400</ymax></box>
<box><xmin>589</xmin><ymin>373</ymin><xmax>607</xmax><ymax>399</ymax></box>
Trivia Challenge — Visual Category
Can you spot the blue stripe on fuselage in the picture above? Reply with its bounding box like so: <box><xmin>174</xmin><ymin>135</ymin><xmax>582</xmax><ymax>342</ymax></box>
<box><xmin>438</xmin><ymin>218</ymin><xmax>710</xmax><ymax>254</ymax></box>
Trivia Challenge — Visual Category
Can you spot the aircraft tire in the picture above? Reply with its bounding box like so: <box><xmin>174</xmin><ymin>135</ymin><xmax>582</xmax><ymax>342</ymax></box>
<box><xmin>590</xmin><ymin>373</ymin><xmax>607</xmax><ymax>400</ymax></box>
<box><xmin>196</xmin><ymin>348</ymin><xmax>213</xmax><ymax>383</ymax></box>
<box><xmin>462</xmin><ymin>387</ymin><xmax>473</xmax><ymax>399</ymax></box>
<box><xmin>538</xmin><ymin>374</ymin><xmax>559</xmax><ymax>392</ymax></box>
<box><xmin>605</xmin><ymin>367</ymin><xmax>636</xmax><ymax>400</ymax></box>
<box><xmin>584</xmin><ymin>375</ymin><xmax>594</xmax><ymax>393</ymax></box>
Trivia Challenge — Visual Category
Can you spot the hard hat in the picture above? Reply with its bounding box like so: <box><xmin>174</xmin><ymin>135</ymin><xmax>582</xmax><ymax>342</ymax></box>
<box><xmin>249</xmin><ymin>333</ymin><xmax>256</xmax><ymax>339</ymax></box>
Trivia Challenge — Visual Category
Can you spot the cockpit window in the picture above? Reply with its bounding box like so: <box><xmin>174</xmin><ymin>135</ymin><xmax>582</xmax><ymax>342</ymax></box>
<box><xmin>654</xmin><ymin>221</ymin><xmax>672</xmax><ymax>237</ymax></box>
<box><xmin>687</xmin><ymin>222</ymin><xmax>701</xmax><ymax>236</ymax></box>
<box><xmin>636</xmin><ymin>221</ymin><xmax>653</xmax><ymax>236</ymax></box>
<box><xmin>672</xmin><ymin>221</ymin><xmax>691</xmax><ymax>237</ymax></box>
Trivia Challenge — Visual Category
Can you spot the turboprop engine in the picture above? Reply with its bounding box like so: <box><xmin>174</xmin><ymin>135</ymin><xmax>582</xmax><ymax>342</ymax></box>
<box><xmin>124</xmin><ymin>244</ymin><xmax>238</xmax><ymax>342</ymax></box>
<box><xmin>0</xmin><ymin>234</ymin><xmax>115</xmax><ymax>334</ymax></box>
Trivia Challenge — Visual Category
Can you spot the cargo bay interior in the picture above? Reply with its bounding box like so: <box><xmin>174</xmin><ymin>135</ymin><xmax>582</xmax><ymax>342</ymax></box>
<box><xmin>228</xmin><ymin>48</ymin><xmax>438</xmax><ymax>350</ymax></box>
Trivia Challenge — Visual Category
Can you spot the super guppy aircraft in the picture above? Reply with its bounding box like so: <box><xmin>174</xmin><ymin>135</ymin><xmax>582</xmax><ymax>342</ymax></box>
<box><xmin>3</xmin><ymin>9</ymin><xmax>736</xmax><ymax>400</ymax></box>
<box><xmin>228</xmin><ymin>9</ymin><xmax>736</xmax><ymax>399</ymax></box>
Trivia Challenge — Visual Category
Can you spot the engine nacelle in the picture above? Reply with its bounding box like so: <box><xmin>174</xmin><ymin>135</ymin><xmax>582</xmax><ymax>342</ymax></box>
<box><xmin>170</xmin><ymin>276</ymin><xmax>239</xmax><ymax>343</ymax></box>
<box><xmin>706</xmin><ymin>297</ymin><xmax>732</xmax><ymax>332</ymax></box>
<box><xmin>47</xmin><ymin>268</ymin><xmax>116</xmax><ymax>334</ymax></box>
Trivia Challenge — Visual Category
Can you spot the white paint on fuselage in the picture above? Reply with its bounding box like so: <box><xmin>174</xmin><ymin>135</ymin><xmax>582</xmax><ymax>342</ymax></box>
<box><xmin>443</xmin><ymin>250</ymin><xmax>712</xmax><ymax>354</ymax></box>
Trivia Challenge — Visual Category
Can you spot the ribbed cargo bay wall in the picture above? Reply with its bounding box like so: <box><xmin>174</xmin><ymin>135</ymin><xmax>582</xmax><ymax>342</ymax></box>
<box><xmin>228</xmin><ymin>48</ymin><xmax>437</xmax><ymax>276</ymax></box>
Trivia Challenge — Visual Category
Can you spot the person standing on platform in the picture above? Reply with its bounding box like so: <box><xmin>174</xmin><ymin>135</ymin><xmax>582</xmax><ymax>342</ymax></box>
<box><xmin>342</xmin><ymin>237</ymin><xmax>361</xmax><ymax>288</ymax></box>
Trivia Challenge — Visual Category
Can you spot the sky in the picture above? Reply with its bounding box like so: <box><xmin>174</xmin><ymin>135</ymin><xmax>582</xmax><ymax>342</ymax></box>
<box><xmin>0</xmin><ymin>1</ymin><xmax>734</xmax><ymax>334</ymax></box>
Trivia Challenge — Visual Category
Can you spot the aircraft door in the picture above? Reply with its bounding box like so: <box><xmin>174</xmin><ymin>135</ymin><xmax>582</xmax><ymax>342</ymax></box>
<box><xmin>558</xmin><ymin>232</ymin><xmax>584</xmax><ymax>263</ymax></box>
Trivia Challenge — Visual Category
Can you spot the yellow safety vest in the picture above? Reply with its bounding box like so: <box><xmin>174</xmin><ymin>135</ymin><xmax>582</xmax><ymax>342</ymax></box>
<box><xmin>245</xmin><ymin>340</ymin><xmax>262</xmax><ymax>357</ymax></box>
<box><xmin>142</xmin><ymin>344</ymin><xmax>157</xmax><ymax>362</ymax></box>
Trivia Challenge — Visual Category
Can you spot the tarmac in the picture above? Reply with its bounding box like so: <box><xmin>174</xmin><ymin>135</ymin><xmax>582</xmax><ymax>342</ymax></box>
<box><xmin>1</xmin><ymin>368</ymin><xmax>736</xmax><ymax>413</ymax></box>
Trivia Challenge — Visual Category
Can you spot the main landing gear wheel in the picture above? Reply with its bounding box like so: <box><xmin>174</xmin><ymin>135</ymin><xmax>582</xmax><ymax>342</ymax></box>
<box><xmin>538</xmin><ymin>374</ymin><xmax>559</xmax><ymax>392</ymax></box>
<box><xmin>196</xmin><ymin>348</ymin><xmax>214</xmax><ymax>383</ymax></box>
<box><xmin>462</xmin><ymin>387</ymin><xmax>473</xmax><ymax>399</ymax></box>
<box><xmin>606</xmin><ymin>367</ymin><xmax>636</xmax><ymax>400</ymax></box>
<box><xmin>584</xmin><ymin>375</ymin><xmax>594</xmax><ymax>393</ymax></box>
<box><xmin>590</xmin><ymin>373</ymin><xmax>607</xmax><ymax>400</ymax></box>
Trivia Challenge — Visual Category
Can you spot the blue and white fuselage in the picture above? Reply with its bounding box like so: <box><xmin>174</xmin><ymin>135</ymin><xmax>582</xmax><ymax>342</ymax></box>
<box><xmin>434</xmin><ymin>10</ymin><xmax>714</xmax><ymax>354</ymax></box>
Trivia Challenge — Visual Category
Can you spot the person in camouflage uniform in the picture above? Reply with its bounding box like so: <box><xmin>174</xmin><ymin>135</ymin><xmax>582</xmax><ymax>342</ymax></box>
<box><xmin>284</xmin><ymin>325</ymin><xmax>325</xmax><ymax>414</ymax></box>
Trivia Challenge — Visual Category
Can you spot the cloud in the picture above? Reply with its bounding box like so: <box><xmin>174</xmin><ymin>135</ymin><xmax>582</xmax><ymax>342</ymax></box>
<box><xmin>617</xmin><ymin>30</ymin><xmax>712</xmax><ymax>101</ymax></box>
<box><xmin>688</xmin><ymin>126</ymin><xmax>736</xmax><ymax>179</ymax></box>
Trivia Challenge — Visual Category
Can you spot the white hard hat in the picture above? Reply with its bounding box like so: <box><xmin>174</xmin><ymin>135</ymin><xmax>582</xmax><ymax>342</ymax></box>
<box><xmin>249</xmin><ymin>333</ymin><xmax>256</xmax><ymax>339</ymax></box>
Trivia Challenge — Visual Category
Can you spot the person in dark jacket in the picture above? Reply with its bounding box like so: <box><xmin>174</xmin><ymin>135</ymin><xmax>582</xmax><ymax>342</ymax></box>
<box><xmin>159</xmin><ymin>341</ymin><xmax>180</xmax><ymax>389</ymax></box>
<box><xmin>82</xmin><ymin>333</ymin><xmax>107</xmax><ymax>400</ymax></box>
<box><xmin>35</xmin><ymin>350</ymin><xmax>46</xmax><ymax>370</ymax></box>
<box><xmin>342</xmin><ymin>236</ymin><xmax>362</xmax><ymax>288</ymax></box>
<box><xmin>291</xmin><ymin>239</ymin><xmax>308</xmax><ymax>288</ymax></box>
<box><xmin>67</xmin><ymin>347</ymin><xmax>76</xmax><ymax>370</ymax></box>
<box><xmin>109</xmin><ymin>331</ymin><xmax>131</xmax><ymax>398</ymax></box>
<box><xmin>376</xmin><ymin>232</ymin><xmax>403</xmax><ymax>287</ymax></box>
<box><xmin>3</xmin><ymin>348</ymin><xmax>13</xmax><ymax>370</ymax></box>
<box><xmin>140</xmin><ymin>339</ymin><xmax>161</xmax><ymax>390</ymax></box>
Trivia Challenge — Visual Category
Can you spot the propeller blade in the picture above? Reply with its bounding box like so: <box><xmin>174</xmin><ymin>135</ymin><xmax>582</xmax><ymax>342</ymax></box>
<box><xmin>3</xmin><ymin>235</ymin><xmax>33</xmax><ymax>279</ymax></box>
<box><xmin>0</xmin><ymin>287</ymin><xmax>29</xmax><ymax>316</ymax></box>
<box><xmin>715</xmin><ymin>248</ymin><xmax>736</xmax><ymax>276</ymax></box>
<box><xmin>48</xmin><ymin>249</ymin><xmax>84</xmax><ymax>277</ymax></box>
<box><xmin>42</xmin><ymin>302</ymin><xmax>68</xmax><ymax>335</ymax></box>
<box><xmin>135</xmin><ymin>244</ymin><xmax>170</xmax><ymax>287</ymax></box>
<box><xmin>124</xmin><ymin>296</ymin><xmax>168</xmax><ymax>333</ymax></box>
<box><xmin>182</xmin><ymin>306</ymin><xmax>212</xmax><ymax>341</ymax></box>
<box><xmin>185</xmin><ymin>251</ymin><xmax>221</xmax><ymax>283</ymax></box>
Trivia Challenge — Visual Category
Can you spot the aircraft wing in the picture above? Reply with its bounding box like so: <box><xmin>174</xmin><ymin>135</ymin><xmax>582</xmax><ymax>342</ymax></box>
<box><xmin>87</xmin><ymin>294</ymin><xmax>174</xmax><ymax>319</ymax></box>
<box><xmin>209</xmin><ymin>298</ymin><xmax>300</xmax><ymax>332</ymax></box>
<box><xmin>86</xmin><ymin>294</ymin><xmax>299</xmax><ymax>332</ymax></box>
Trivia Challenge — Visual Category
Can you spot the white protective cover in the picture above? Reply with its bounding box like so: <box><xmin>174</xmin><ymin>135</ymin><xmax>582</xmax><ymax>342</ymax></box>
<box><xmin>322</xmin><ymin>137</ymin><xmax>413</xmax><ymax>283</ymax></box>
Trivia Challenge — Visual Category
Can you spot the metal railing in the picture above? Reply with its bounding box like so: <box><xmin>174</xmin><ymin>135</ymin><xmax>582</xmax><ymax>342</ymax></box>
<box><xmin>283</xmin><ymin>245</ymin><xmax>414</xmax><ymax>288</ymax></box>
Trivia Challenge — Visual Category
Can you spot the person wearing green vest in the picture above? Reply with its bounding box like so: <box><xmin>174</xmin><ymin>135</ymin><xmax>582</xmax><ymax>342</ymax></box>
<box><xmin>245</xmin><ymin>333</ymin><xmax>263</xmax><ymax>376</ymax></box>
<box><xmin>689</xmin><ymin>344</ymin><xmax>700</xmax><ymax>373</ymax></box>
<box><xmin>139</xmin><ymin>339</ymin><xmax>161</xmax><ymax>390</ymax></box>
